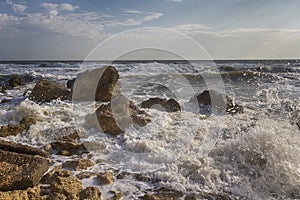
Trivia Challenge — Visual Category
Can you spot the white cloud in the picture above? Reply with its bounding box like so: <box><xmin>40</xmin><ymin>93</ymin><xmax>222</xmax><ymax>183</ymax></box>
<box><xmin>11</xmin><ymin>4</ymin><xmax>27</xmax><ymax>13</ymax></box>
<box><xmin>123</xmin><ymin>9</ymin><xmax>143</xmax><ymax>14</ymax></box>
<box><xmin>41</xmin><ymin>3</ymin><xmax>79</xmax><ymax>11</ymax></box>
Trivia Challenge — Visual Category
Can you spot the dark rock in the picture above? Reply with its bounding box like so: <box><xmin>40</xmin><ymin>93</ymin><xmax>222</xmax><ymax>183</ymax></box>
<box><xmin>141</xmin><ymin>188</ymin><xmax>184</xmax><ymax>200</ymax></box>
<box><xmin>95</xmin><ymin>95</ymin><xmax>151</xmax><ymax>135</ymax></box>
<box><xmin>29</xmin><ymin>80</ymin><xmax>70</xmax><ymax>103</ymax></box>
<box><xmin>72</xmin><ymin>66</ymin><xmax>119</xmax><ymax>102</ymax></box>
<box><xmin>141</xmin><ymin>98</ymin><xmax>181</xmax><ymax>112</ymax></box>
<box><xmin>0</xmin><ymin>99</ymin><xmax>9</xmax><ymax>104</ymax></box>
<box><xmin>79</xmin><ymin>186</ymin><xmax>101</xmax><ymax>200</ymax></box>
<box><xmin>62</xmin><ymin>158</ymin><xmax>95</xmax><ymax>171</ymax></box>
<box><xmin>190</xmin><ymin>90</ymin><xmax>243</xmax><ymax>115</ymax></box>
<box><xmin>0</xmin><ymin>148</ymin><xmax>49</xmax><ymax>191</ymax></box>
<box><xmin>8</xmin><ymin>74</ymin><xmax>23</xmax><ymax>87</ymax></box>
<box><xmin>66</xmin><ymin>78</ymin><xmax>76</xmax><ymax>90</ymax></box>
<box><xmin>50</xmin><ymin>140</ymin><xmax>88</xmax><ymax>156</ymax></box>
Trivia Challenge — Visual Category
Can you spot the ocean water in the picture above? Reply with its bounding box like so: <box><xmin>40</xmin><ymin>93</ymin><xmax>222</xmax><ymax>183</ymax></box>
<box><xmin>0</xmin><ymin>60</ymin><xmax>299</xmax><ymax>199</ymax></box>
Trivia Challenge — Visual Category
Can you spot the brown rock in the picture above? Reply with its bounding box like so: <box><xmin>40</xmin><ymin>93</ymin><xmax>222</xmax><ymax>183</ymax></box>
<box><xmin>0</xmin><ymin>139</ymin><xmax>49</xmax><ymax>158</ymax></box>
<box><xmin>50</xmin><ymin>176</ymin><xmax>83</xmax><ymax>197</ymax></box>
<box><xmin>0</xmin><ymin>186</ymin><xmax>40</xmax><ymax>200</ymax></box>
<box><xmin>97</xmin><ymin>172</ymin><xmax>114</xmax><ymax>185</ymax></box>
<box><xmin>0</xmin><ymin>149</ymin><xmax>49</xmax><ymax>191</ymax></box>
<box><xmin>0</xmin><ymin>116</ymin><xmax>36</xmax><ymax>137</ymax></box>
<box><xmin>29</xmin><ymin>80</ymin><xmax>70</xmax><ymax>103</ymax></box>
<box><xmin>62</xmin><ymin>158</ymin><xmax>95</xmax><ymax>171</ymax></box>
<box><xmin>108</xmin><ymin>190</ymin><xmax>124</xmax><ymax>200</ymax></box>
<box><xmin>72</xmin><ymin>66</ymin><xmax>119</xmax><ymax>102</ymax></box>
<box><xmin>76</xmin><ymin>172</ymin><xmax>97</xmax><ymax>180</ymax></box>
<box><xmin>141</xmin><ymin>194</ymin><xmax>160</xmax><ymax>200</ymax></box>
<box><xmin>41</xmin><ymin>166</ymin><xmax>71</xmax><ymax>184</ymax></box>
<box><xmin>79</xmin><ymin>186</ymin><xmax>101</xmax><ymax>200</ymax></box>
<box><xmin>141</xmin><ymin>98</ymin><xmax>181</xmax><ymax>112</ymax></box>
<box><xmin>95</xmin><ymin>95</ymin><xmax>150</xmax><ymax>135</ymax></box>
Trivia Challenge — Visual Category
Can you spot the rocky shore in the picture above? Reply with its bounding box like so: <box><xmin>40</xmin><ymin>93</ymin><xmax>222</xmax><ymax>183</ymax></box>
<box><xmin>0</xmin><ymin>66</ymin><xmax>250</xmax><ymax>200</ymax></box>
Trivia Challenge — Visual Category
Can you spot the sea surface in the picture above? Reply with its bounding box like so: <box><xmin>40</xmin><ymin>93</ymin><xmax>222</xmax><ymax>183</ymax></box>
<box><xmin>0</xmin><ymin>60</ymin><xmax>299</xmax><ymax>199</ymax></box>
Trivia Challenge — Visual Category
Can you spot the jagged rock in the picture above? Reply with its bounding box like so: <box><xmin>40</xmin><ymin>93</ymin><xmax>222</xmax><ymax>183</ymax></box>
<box><xmin>76</xmin><ymin>172</ymin><xmax>97</xmax><ymax>180</ymax></box>
<box><xmin>0</xmin><ymin>140</ymin><xmax>49</xmax><ymax>157</ymax></box>
<box><xmin>0</xmin><ymin>142</ymin><xmax>49</xmax><ymax>191</ymax></box>
<box><xmin>8</xmin><ymin>74</ymin><xmax>23</xmax><ymax>87</ymax></box>
<box><xmin>72</xmin><ymin>66</ymin><xmax>120</xmax><ymax>102</ymax></box>
<box><xmin>66</xmin><ymin>78</ymin><xmax>76</xmax><ymax>90</ymax></box>
<box><xmin>190</xmin><ymin>90</ymin><xmax>243</xmax><ymax>115</ymax></box>
<box><xmin>97</xmin><ymin>172</ymin><xmax>114</xmax><ymax>185</ymax></box>
<box><xmin>41</xmin><ymin>166</ymin><xmax>71</xmax><ymax>184</ymax></box>
<box><xmin>140</xmin><ymin>98</ymin><xmax>181</xmax><ymax>112</ymax></box>
<box><xmin>79</xmin><ymin>186</ymin><xmax>101</xmax><ymax>200</ymax></box>
<box><xmin>62</xmin><ymin>158</ymin><xmax>95</xmax><ymax>171</ymax></box>
<box><xmin>50</xmin><ymin>176</ymin><xmax>83</xmax><ymax>197</ymax></box>
<box><xmin>29</xmin><ymin>80</ymin><xmax>70</xmax><ymax>103</ymax></box>
<box><xmin>0</xmin><ymin>186</ymin><xmax>40</xmax><ymax>200</ymax></box>
<box><xmin>108</xmin><ymin>190</ymin><xmax>124</xmax><ymax>200</ymax></box>
<box><xmin>95</xmin><ymin>95</ymin><xmax>150</xmax><ymax>135</ymax></box>
<box><xmin>0</xmin><ymin>116</ymin><xmax>36</xmax><ymax>137</ymax></box>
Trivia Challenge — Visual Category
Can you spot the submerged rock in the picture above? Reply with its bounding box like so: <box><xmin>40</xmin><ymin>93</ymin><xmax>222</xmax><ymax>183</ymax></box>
<box><xmin>72</xmin><ymin>66</ymin><xmax>120</xmax><ymax>102</ymax></box>
<box><xmin>29</xmin><ymin>80</ymin><xmax>70</xmax><ymax>103</ymax></box>
<box><xmin>140</xmin><ymin>98</ymin><xmax>181</xmax><ymax>112</ymax></box>
<box><xmin>0</xmin><ymin>141</ymin><xmax>49</xmax><ymax>191</ymax></box>
<box><xmin>95</xmin><ymin>95</ymin><xmax>151</xmax><ymax>135</ymax></box>
<box><xmin>8</xmin><ymin>74</ymin><xmax>23</xmax><ymax>87</ymax></box>
<box><xmin>190</xmin><ymin>90</ymin><xmax>243</xmax><ymax>115</ymax></box>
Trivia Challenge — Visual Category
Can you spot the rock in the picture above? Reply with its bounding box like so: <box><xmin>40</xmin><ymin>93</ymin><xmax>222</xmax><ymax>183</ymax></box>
<box><xmin>0</xmin><ymin>99</ymin><xmax>9</xmax><ymax>104</ymax></box>
<box><xmin>95</xmin><ymin>95</ymin><xmax>150</xmax><ymax>135</ymax></box>
<box><xmin>72</xmin><ymin>66</ymin><xmax>119</xmax><ymax>102</ymax></box>
<box><xmin>41</xmin><ymin>166</ymin><xmax>71</xmax><ymax>184</ymax></box>
<box><xmin>0</xmin><ymin>146</ymin><xmax>49</xmax><ymax>191</ymax></box>
<box><xmin>79</xmin><ymin>186</ymin><xmax>101</xmax><ymax>200</ymax></box>
<box><xmin>29</xmin><ymin>80</ymin><xmax>70</xmax><ymax>103</ymax></box>
<box><xmin>76</xmin><ymin>172</ymin><xmax>97</xmax><ymax>180</ymax></box>
<box><xmin>108</xmin><ymin>190</ymin><xmax>124</xmax><ymax>200</ymax></box>
<box><xmin>141</xmin><ymin>194</ymin><xmax>160</xmax><ymax>200</ymax></box>
<box><xmin>50</xmin><ymin>176</ymin><xmax>83</xmax><ymax>197</ymax></box>
<box><xmin>50</xmin><ymin>141</ymin><xmax>88</xmax><ymax>156</ymax></box>
<box><xmin>97</xmin><ymin>172</ymin><xmax>114</xmax><ymax>185</ymax></box>
<box><xmin>0</xmin><ymin>186</ymin><xmax>40</xmax><ymax>200</ymax></box>
<box><xmin>0</xmin><ymin>140</ymin><xmax>49</xmax><ymax>157</ymax></box>
<box><xmin>8</xmin><ymin>74</ymin><xmax>23</xmax><ymax>87</ymax></box>
<box><xmin>142</xmin><ymin>188</ymin><xmax>184</xmax><ymax>200</ymax></box>
<box><xmin>66</xmin><ymin>78</ymin><xmax>76</xmax><ymax>90</ymax></box>
<box><xmin>190</xmin><ymin>90</ymin><xmax>243</xmax><ymax>115</ymax></box>
<box><xmin>0</xmin><ymin>117</ymin><xmax>37</xmax><ymax>137</ymax></box>
<box><xmin>140</xmin><ymin>98</ymin><xmax>181</xmax><ymax>112</ymax></box>
<box><xmin>62</xmin><ymin>158</ymin><xmax>95</xmax><ymax>171</ymax></box>
<box><xmin>0</xmin><ymin>124</ymin><xmax>25</xmax><ymax>137</ymax></box>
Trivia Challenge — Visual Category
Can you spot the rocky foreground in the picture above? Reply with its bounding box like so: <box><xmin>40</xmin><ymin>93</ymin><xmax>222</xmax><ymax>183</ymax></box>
<box><xmin>0</xmin><ymin>66</ymin><xmax>248</xmax><ymax>199</ymax></box>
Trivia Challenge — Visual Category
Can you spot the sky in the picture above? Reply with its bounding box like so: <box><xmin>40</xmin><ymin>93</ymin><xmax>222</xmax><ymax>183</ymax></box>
<box><xmin>1</xmin><ymin>0</ymin><xmax>300</xmax><ymax>60</ymax></box>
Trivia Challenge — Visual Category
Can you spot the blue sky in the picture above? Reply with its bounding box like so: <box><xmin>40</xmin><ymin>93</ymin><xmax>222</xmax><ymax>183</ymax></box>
<box><xmin>1</xmin><ymin>0</ymin><xmax>300</xmax><ymax>60</ymax></box>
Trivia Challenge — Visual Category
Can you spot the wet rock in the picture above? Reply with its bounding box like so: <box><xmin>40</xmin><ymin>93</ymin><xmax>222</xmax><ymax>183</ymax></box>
<box><xmin>141</xmin><ymin>188</ymin><xmax>184</xmax><ymax>200</ymax></box>
<box><xmin>50</xmin><ymin>176</ymin><xmax>83</xmax><ymax>197</ymax></box>
<box><xmin>8</xmin><ymin>74</ymin><xmax>23</xmax><ymax>87</ymax></box>
<box><xmin>66</xmin><ymin>78</ymin><xmax>76</xmax><ymax>90</ymax></box>
<box><xmin>29</xmin><ymin>80</ymin><xmax>70</xmax><ymax>103</ymax></box>
<box><xmin>79</xmin><ymin>186</ymin><xmax>101</xmax><ymax>200</ymax></box>
<box><xmin>76</xmin><ymin>172</ymin><xmax>97</xmax><ymax>180</ymax></box>
<box><xmin>0</xmin><ymin>139</ymin><xmax>49</xmax><ymax>157</ymax></box>
<box><xmin>0</xmin><ymin>117</ymin><xmax>37</xmax><ymax>137</ymax></box>
<box><xmin>108</xmin><ymin>190</ymin><xmax>124</xmax><ymax>200</ymax></box>
<box><xmin>0</xmin><ymin>99</ymin><xmax>9</xmax><ymax>104</ymax></box>
<box><xmin>0</xmin><ymin>186</ymin><xmax>40</xmax><ymax>200</ymax></box>
<box><xmin>141</xmin><ymin>194</ymin><xmax>160</xmax><ymax>200</ymax></box>
<box><xmin>62</xmin><ymin>158</ymin><xmax>95</xmax><ymax>171</ymax></box>
<box><xmin>97</xmin><ymin>172</ymin><xmax>114</xmax><ymax>185</ymax></box>
<box><xmin>72</xmin><ymin>66</ymin><xmax>119</xmax><ymax>102</ymax></box>
<box><xmin>95</xmin><ymin>95</ymin><xmax>150</xmax><ymax>135</ymax></box>
<box><xmin>50</xmin><ymin>141</ymin><xmax>88</xmax><ymax>156</ymax></box>
<box><xmin>0</xmin><ymin>145</ymin><xmax>49</xmax><ymax>191</ymax></box>
<box><xmin>190</xmin><ymin>90</ymin><xmax>243</xmax><ymax>115</ymax></box>
<box><xmin>41</xmin><ymin>166</ymin><xmax>71</xmax><ymax>184</ymax></box>
<box><xmin>140</xmin><ymin>98</ymin><xmax>181</xmax><ymax>112</ymax></box>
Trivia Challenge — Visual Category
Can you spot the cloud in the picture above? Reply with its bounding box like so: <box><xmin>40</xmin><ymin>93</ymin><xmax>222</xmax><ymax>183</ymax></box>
<box><xmin>40</xmin><ymin>3</ymin><xmax>79</xmax><ymax>11</ymax></box>
<box><xmin>11</xmin><ymin>4</ymin><xmax>27</xmax><ymax>13</ymax></box>
<box><xmin>122</xmin><ymin>9</ymin><xmax>142</xmax><ymax>14</ymax></box>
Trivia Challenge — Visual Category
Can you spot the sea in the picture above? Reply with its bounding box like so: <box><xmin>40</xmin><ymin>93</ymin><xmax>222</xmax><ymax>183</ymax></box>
<box><xmin>0</xmin><ymin>60</ymin><xmax>299</xmax><ymax>199</ymax></box>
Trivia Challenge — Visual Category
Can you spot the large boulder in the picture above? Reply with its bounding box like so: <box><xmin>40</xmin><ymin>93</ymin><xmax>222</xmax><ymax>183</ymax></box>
<box><xmin>72</xmin><ymin>66</ymin><xmax>119</xmax><ymax>102</ymax></box>
<box><xmin>29</xmin><ymin>80</ymin><xmax>70</xmax><ymax>103</ymax></box>
<box><xmin>140</xmin><ymin>98</ymin><xmax>181</xmax><ymax>112</ymax></box>
<box><xmin>0</xmin><ymin>141</ymin><xmax>49</xmax><ymax>191</ymax></box>
<box><xmin>190</xmin><ymin>90</ymin><xmax>243</xmax><ymax>115</ymax></box>
<box><xmin>95</xmin><ymin>95</ymin><xmax>151</xmax><ymax>135</ymax></box>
